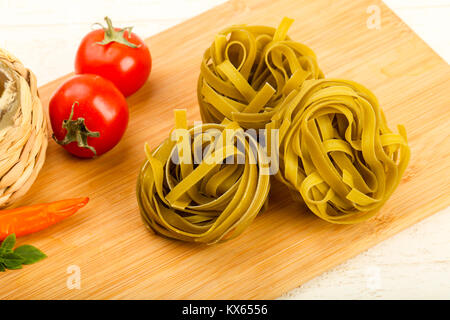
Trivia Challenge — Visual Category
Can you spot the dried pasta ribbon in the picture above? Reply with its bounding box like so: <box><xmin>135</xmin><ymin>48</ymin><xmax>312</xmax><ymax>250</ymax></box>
<box><xmin>198</xmin><ymin>17</ymin><xmax>324</xmax><ymax>129</ymax></box>
<box><xmin>137</xmin><ymin>109</ymin><xmax>271</xmax><ymax>243</ymax></box>
<box><xmin>268</xmin><ymin>79</ymin><xmax>410</xmax><ymax>223</ymax></box>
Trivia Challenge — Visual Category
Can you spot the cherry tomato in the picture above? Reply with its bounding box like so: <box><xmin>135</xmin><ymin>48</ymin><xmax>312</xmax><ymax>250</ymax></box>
<box><xmin>75</xmin><ymin>17</ymin><xmax>151</xmax><ymax>97</ymax></box>
<box><xmin>49</xmin><ymin>74</ymin><xmax>129</xmax><ymax>158</ymax></box>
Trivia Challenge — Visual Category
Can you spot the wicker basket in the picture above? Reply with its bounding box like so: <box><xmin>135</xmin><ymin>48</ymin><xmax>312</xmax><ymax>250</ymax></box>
<box><xmin>0</xmin><ymin>48</ymin><xmax>48</xmax><ymax>208</ymax></box>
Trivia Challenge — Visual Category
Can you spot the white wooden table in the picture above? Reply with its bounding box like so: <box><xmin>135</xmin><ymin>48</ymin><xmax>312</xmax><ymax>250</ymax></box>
<box><xmin>1</xmin><ymin>0</ymin><xmax>449</xmax><ymax>299</ymax></box>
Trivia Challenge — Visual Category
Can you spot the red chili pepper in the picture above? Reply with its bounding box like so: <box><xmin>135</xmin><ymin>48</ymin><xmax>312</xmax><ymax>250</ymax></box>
<box><xmin>0</xmin><ymin>197</ymin><xmax>89</xmax><ymax>240</ymax></box>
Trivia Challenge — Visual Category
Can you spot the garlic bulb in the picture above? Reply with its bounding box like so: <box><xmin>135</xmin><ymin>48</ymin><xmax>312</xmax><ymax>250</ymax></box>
<box><xmin>0</xmin><ymin>60</ymin><xmax>20</xmax><ymax>130</ymax></box>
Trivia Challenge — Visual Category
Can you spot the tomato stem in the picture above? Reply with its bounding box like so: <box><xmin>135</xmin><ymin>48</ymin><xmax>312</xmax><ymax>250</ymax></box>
<box><xmin>52</xmin><ymin>102</ymin><xmax>100</xmax><ymax>156</ymax></box>
<box><xmin>96</xmin><ymin>16</ymin><xmax>140</xmax><ymax>48</ymax></box>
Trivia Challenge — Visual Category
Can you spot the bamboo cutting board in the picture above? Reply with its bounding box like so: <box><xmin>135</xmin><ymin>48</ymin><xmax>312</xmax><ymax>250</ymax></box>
<box><xmin>1</xmin><ymin>0</ymin><xmax>449</xmax><ymax>299</ymax></box>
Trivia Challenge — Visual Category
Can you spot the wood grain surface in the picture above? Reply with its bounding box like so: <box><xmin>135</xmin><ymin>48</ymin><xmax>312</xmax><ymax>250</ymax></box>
<box><xmin>1</xmin><ymin>0</ymin><xmax>449</xmax><ymax>299</ymax></box>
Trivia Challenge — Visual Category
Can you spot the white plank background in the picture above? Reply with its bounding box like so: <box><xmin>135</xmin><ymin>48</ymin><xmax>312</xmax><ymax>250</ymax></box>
<box><xmin>0</xmin><ymin>0</ymin><xmax>449</xmax><ymax>299</ymax></box>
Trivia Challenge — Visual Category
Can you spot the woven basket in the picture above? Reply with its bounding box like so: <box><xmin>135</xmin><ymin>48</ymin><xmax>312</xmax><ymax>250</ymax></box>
<box><xmin>0</xmin><ymin>48</ymin><xmax>48</xmax><ymax>208</ymax></box>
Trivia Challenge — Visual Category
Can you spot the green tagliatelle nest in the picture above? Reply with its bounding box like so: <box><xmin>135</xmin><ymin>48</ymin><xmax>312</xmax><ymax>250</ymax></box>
<box><xmin>267</xmin><ymin>79</ymin><xmax>411</xmax><ymax>223</ymax></box>
<box><xmin>198</xmin><ymin>17</ymin><xmax>323</xmax><ymax>130</ymax></box>
<box><xmin>137</xmin><ymin>110</ymin><xmax>271</xmax><ymax>244</ymax></box>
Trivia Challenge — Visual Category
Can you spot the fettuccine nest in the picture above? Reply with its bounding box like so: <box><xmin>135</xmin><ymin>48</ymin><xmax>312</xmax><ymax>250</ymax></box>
<box><xmin>267</xmin><ymin>79</ymin><xmax>410</xmax><ymax>223</ymax></box>
<box><xmin>137</xmin><ymin>110</ymin><xmax>270</xmax><ymax>243</ymax></box>
<box><xmin>198</xmin><ymin>17</ymin><xmax>323</xmax><ymax>129</ymax></box>
<box><xmin>0</xmin><ymin>48</ymin><xmax>48</xmax><ymax>208</ymax></box>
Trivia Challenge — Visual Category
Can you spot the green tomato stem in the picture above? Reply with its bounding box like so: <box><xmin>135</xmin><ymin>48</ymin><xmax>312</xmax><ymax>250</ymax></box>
<box><xmin>96</xmin><ymin>16</ymin><xmax>140</xmax><ymax>48</ymax></box>
<box><xmin>52</xmin><ymin>102</ymin><xmax>100</xmax><ymax>156</ymax></box>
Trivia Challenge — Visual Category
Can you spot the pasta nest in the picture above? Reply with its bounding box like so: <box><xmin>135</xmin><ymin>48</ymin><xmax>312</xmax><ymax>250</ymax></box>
<box><xmin>137</xmin><ymin>110</ymin><xmax>271</xmax><ymax>243</ymax></box>
<box><xmin>198</xmin><ymin>17</ymin><xmax>323</xmax><ymax>129</ymax></box>
<box><xmin>267</xmin><ymin>79</ymin><xmax>411</xmax><ymax>223</ymax></box>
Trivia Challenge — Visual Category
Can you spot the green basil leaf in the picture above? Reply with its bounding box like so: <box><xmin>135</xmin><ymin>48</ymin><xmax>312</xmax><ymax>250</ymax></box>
<box><xmin>1</xmin><ymin>234</ymin><xmax>16</xmax><ymax>252</ymax></box>
<box><xmin>0</xmin><ymin>262</ymin><xmax>6</xmax><ymax>272</ymax></box>
<box><xmin>14</xmin><ymin>245</ymin><xmax>47</xmax><ymax>265</ymax></box>
<box><xmin>5</xmin><ymin>263</ymin><xmax>23</xmax><ymax>270</ymax></box>
<box><xmin>3</xmin><ymin>252</ymin><xmax>25</xmax><ymax>269</ymax></box>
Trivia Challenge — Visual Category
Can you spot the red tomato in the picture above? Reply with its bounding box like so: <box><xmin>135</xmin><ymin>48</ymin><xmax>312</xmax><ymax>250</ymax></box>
<box><xmin>49</xmin><ymin>74</ymin><xmax>129</xmax><ymax>158</ymax></box>
<box><xmin>75</xmin><ymin>17</ymin><xmax>151</xmax><ymax>97</ymax></box>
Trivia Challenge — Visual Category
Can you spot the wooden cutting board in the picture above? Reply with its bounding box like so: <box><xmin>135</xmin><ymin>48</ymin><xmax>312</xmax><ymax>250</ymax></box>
<box><xmin>1</xmin><ymin>0</ymin><xmax>449</xmax><ymax>299</ymax></box>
